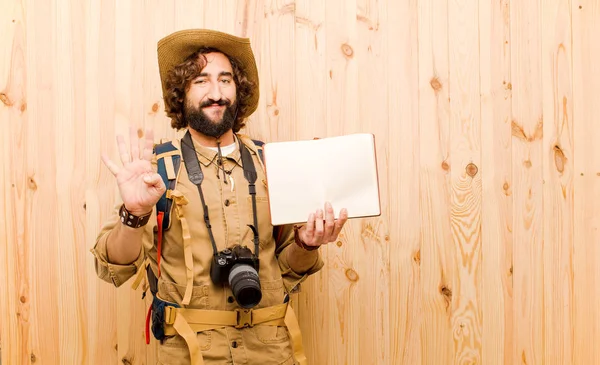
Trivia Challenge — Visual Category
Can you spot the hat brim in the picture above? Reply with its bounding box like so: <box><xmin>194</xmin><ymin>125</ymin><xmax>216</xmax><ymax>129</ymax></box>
<box><xmin>157</xmin><ymin>29</ymin><xmax>259</xmax><ymax>119</ymax></box>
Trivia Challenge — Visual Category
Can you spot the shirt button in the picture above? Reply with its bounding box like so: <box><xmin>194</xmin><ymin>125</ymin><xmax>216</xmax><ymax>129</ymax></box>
<box><xmin>231</xmin><ymin>341</ymin><xmax>238</xmax><ymax>348</ymax></box>
<box><xmin>227</xmin><ymin>296</ymin><xmax>234</xmax><ymax>303</ymax></box>
<box><xmin>224</xmin><ymin>199</ymin><xmax>230</xmax><ymax>206</ymax></box>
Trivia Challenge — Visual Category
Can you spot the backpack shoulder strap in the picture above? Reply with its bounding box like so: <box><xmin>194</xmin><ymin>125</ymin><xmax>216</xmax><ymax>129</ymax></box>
<box><xmin>251</xmin><ymin>139</ymin><xmax>265</xmax><ymax>164</ymax></box>
<box><xmin>154</xmin><ymin>140</ymin><xmax>181</xmax><ymax>231</ymax></box>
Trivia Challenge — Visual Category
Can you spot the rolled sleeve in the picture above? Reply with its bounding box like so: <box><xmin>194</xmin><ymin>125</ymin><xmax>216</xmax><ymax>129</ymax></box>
<box><xmin>275</xmin><ymin>225</ymin><xmax>325</xmax><ymax>294</ymax></box>
<box><xmin>90</xmin><ymin>203</ymin><xmax>147</xmax><ymax>287</ymax></box>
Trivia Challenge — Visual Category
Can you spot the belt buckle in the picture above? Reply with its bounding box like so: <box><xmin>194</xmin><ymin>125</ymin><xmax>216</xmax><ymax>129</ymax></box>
<box><xmin>235</xmin><ymin>308</ymin><xmax>253</xmax><ymax>328</ymax></box>
<box><xmin>164</xmin><ymin>306</ymin><xmax>177</xmax><ymax>325</ymax></box>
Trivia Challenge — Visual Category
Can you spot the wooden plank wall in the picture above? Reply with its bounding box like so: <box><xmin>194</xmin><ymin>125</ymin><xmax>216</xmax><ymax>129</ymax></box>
<box><xmin>1</xmin><ymin>0</ymin><xmax>599</xmax><ymax>364</ymax></box>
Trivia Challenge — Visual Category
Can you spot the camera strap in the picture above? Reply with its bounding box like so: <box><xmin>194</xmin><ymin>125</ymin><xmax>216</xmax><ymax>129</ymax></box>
<box><xmin>180</xmin><ymin>131</ymin><xmax>261</xmax><ymax>258</ymax></box>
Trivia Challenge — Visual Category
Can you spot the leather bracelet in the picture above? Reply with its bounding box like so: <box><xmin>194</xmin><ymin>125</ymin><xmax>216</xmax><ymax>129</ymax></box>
<box><xmin>119</xmin><ymin>204</ymin><xmax>152</xmax><ymax>228</ymax></box>
<box><xmin>293</xmin><ymin>225</ymin><xmax>320</xmax><ymax>251</ymax></box>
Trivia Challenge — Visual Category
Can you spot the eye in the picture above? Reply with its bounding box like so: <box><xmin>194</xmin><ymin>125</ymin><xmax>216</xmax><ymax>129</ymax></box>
<box><xmin>220</xmin><ymin>78</ymin><xmax>232</xmax><ymax>84</ymax></box>
<box><xmin>194</xmin><ymin>78</ymin><xmax>207</xmax><ymax>84</ymax></box>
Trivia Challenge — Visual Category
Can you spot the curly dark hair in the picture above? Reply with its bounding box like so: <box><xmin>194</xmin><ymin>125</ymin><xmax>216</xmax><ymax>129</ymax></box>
<box><xmin>163</xmin><ymin>47</ymin><xmax>255</xmax><ymax>132</ymax></box>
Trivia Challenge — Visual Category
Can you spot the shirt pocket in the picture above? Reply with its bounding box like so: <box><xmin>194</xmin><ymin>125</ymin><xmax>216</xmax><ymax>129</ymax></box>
<box><xmin>246</xmin><ymin>195</ymin><xmax>274</xmax><ymax>250</ymax></box>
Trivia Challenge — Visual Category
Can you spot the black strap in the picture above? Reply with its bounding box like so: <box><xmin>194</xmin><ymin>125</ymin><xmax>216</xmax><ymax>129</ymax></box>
<box><xmin>239</xmin><ymin>138</ymin><xmax>260</xmax><ymax>257</ymax></box>
<box><xmin>181</xmin><ymin>132</ymin><xmax>219</xmax><ymax>256</ymax></box>
<box><xmin>180</xmin><ymin>131</ymin><xmax>261</xmax><ymax>258</ymax></box>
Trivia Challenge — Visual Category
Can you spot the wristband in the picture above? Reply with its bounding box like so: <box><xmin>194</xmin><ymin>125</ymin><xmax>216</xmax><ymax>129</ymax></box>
<box><xmin>119</xmin><ymin>204</ymin><xmax>152</xmax><ymax>228</ymax></box>
<box><xmin>293</xmin><ymin>225</ymin><xmax>320</xmax><ymax>251</ymax></box>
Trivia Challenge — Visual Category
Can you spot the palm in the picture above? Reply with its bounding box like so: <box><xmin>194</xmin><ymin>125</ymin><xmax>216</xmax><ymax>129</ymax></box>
<box><xmin>102</xmin><ymin>127</ymin><xmax>166</xmax><ymax>215</ymax></box>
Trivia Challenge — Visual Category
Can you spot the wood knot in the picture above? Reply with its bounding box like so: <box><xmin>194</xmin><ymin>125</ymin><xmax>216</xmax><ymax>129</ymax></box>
<box><xmin>137</xmin><ymin>128</ymin><xmax>143</xmax><ymax>138</ymax></box>
<box><xmin>506</xmin><ymin>82</ymin><xmax>512</xmax><ymax>90</ymax></box>
<box><xmin>122</xmin><ymin>357</ymin><xmax>133</xmax><ymax>365</ymax></box>
<box><xmin>441</xmin><ymin>160</ymin><xmax>450</xmax><ymax>171</ymax></box>
<box><xmin>466</xmin><ymin>163</ymin><xmax>478</xmax><ymax>177</ymax></box>
<box><xmin>20</xmin><ymin>102</ymin><xmax>27</xmax><ymax>112</ymax></box>
<box><xmin>0</xmin><ymin>92</ymin><xmax>13</xmax><ymax>106</ymax></box>
<box><xmin>341</xmin><ymin>43</ymin><xmax>354</xmax><ymax>58</ymax></box>
<box><xmin>20</xmin><ymin>295</ymin><xmax>27</xmax><ymax>303</ymax></box>
<box><xmin>28</xmin><ymin>177</ymin><xmax>37</xmax><ymax>190</ymax></box>
<box><xmin>554</xmin><ymin>145</ymin><xmax>566</xmax><ymax>173</ymax></box>
<box><xmin>336</xmin><ymin>240</ymin><xmax>343</xmax><ymax>247</ymax></box>
<box><xmin>413</xmin><ymin>250</ymin><xmax>421</xmax><ymax>264</ymax></box>
<box><xmin>345</xmin><ymin>268</ymin><xmax>359</xmax><ymax>282</ymax></box>
<box><xmin>430</xmin><ymin>77</ymin><xmax>442</xmax><ymax>92</ymax></box>
<box><xmin>151</xmin><ymin>102</ymin><xmax>159</xmax><ymax>112</ymax></box>
<box><xmin>31</xmin><ymin>353</ymin><xmax>37</xmax><ymax>363</ymax></box>
<box><xmin>523</xmin><ymin>160</ymin><xmax>532</xmax><ymax>168</ymax></box>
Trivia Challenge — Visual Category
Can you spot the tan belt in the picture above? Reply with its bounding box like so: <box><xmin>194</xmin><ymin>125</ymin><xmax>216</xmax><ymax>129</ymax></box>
<box><xmin>163</xmin><ymin>302</ymin><xmax>308</xmax><ymax>365</ymax></box>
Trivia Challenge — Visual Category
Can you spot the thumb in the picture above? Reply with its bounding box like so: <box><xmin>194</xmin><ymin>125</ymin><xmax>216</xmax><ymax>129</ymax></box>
<box><xmin>143</xmin><ymin>173</ymin><xmax>163</xmax><ymax>187</ymax></box>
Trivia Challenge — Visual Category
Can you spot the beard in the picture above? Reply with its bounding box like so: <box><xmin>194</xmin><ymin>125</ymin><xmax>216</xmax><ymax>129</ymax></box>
<box><xmin>184</xmin><ymin>98</ymin><xmax>237</xmax><ymax>138</ymax></box>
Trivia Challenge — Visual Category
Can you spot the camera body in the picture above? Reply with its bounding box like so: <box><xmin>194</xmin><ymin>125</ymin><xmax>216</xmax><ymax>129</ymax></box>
<box><xmin>210</xmin><ymin>245</ymin><xmax>262</xmax><ymax>308</ymax></box>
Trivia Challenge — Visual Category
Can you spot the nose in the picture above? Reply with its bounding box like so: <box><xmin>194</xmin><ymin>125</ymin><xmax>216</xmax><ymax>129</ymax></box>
<box><xmin>207</xmin><ymin>81</ymin><xmax>222</xmax><ymax>101</ymax></box>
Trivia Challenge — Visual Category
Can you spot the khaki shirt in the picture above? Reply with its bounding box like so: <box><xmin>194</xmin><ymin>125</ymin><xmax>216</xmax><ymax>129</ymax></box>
<box><xmin>91</xmin><ymin>133</ymin><xmax>323</xmax><ymax>365</ymax></box>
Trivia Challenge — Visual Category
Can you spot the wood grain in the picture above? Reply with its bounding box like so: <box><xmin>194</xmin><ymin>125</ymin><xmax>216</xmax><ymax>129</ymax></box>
<box><xmin>417</xmin><ymin>0</ymin><xmax>455</xmax><ymax>363</ymax></box>
<box><xmin>572</xmin><ymin>1</ymin><xmax>600</xmax><ymax>364</ymax></box>
<box><xmin>511</xmin><ymin>1</ymin><xmax>545</xmax><ymax>364</ymax></box>
<box><xmin>387</xmin><ymin>0</ymin><xmax>422</xmax><ymax>363</ymax></box>
<box><xmin>479</xmin><ymin>0</ymin><xmax>513</xmax><ymax>364</ymax></box>
<box><xmin>1</xmin><ymin>1</ymin><xmax>599</xmax><ymax>364</ymax></box>
<box><xmin>541</xmin><ymin>0</ymin><xmax>575</xmax><ymax>363</ymax></box>
<box><xmin>448</xmin><ymin>0</ymin><xmax>483</xmax><ymax>362</ymax></box>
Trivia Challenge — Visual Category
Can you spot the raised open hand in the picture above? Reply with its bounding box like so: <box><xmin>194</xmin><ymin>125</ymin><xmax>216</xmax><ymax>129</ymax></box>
<box><xmin>101</xmin><ymin>127</ymin><xmax>166</xmax><ymax>216</ymax></box>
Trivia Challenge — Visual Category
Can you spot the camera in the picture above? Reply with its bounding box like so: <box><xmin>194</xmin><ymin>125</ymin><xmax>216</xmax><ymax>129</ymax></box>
<box><xmin>210</xmin><ymin>245</ymin><xmax>261</xmax><ymax>308</ymax></box>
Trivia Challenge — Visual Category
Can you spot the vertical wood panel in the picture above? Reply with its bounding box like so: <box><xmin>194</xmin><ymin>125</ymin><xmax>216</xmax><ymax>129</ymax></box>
<box><xmin>0</xmin><ymin>0</ymin><xmax>28</xmax><ymax>364</ymax></box>
<box><xmin>479</xmin><ymin>0</ymin><xmax>513</xmax><ymax>364</ymax></box>
<box><xmin>54</xmin><ymin>0</ymin><xmax>88</xmax><ymax>362</ymax></box>
<box><xmin>386</xmin><ymin>0</ymin><xmax>422</xmax><ymax>363</ymax></box>
<box><xmin>511</xmin><ymin>1</ymin><xmax>545</xmax><ymax>364</ymax></box>
<box><xmin>417</xmin><ymin>0</ymin><xmax>454</xmax><ymax>363</ymax></box>
<box><xmin>448</xmin><ymin>0</ymin><xmax>483</xmax><ymax>363</ymax></box>
<box><xmin>541</xmin><ymin>0</ymin><xmax>575</xmax><ymax>363</ymax></box>
<box><xmin>572</xmin><ymin>0</ymin><xmax>600</xmax><ymax>364</ymax></box>
<box><xmin>27</xmin><ymin>0</ymin><xmax>61</xmax><ymax>363</ymax></box>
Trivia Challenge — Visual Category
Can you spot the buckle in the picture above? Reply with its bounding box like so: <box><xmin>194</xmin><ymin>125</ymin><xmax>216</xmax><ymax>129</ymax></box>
<box><xmin>164</xmin><ymin>306</ymin><xmax>177</xmax><ymax>325</ymax></box>
<box><xmin>235</xmin><ymin>308</ymin><xmax>253</xmax><ymax>328</ymax></box>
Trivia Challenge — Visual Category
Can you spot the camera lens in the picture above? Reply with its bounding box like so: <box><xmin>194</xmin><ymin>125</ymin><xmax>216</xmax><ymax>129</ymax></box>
<box><xmin>228</xmin><ymin>263</ymin><xmax>262</xmax><ymax>308</ymax></box>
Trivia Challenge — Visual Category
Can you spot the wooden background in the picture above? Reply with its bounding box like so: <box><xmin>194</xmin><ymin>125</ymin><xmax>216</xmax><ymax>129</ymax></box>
<box><xmin>1</xmin><ymin>0</ymin><xmax>599</xmax><ymax>364</ymax></box>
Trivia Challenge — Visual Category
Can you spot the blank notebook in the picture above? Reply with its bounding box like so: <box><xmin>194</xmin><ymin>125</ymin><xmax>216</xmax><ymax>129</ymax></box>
<box><xmin>263</xmin><ymin>133</ymin><xmax>381</xmax><ymax>226</ymax></box>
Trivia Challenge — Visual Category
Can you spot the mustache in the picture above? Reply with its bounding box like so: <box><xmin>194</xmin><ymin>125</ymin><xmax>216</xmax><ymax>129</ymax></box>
<box><xmin>200</xmin><ymin>99</ymin><xmax>230</xmax><ymax>108</ymax></box>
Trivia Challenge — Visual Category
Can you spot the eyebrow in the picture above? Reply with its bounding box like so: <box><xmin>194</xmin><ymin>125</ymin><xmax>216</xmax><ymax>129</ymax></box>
<box><xmin>198</xmin><ymin>71</ymin><xmax>233</xmax><ymax>78</ymax></box>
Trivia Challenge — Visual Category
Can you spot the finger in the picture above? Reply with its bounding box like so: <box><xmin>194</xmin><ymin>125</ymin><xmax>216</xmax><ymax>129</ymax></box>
<box><xmin>331</xmin><ymin>208</ymin><xmax>349</xmax><ymax>238</ymax></box>
<box><xmin>314</xmin><ymin>209</ymin><xmax>324</xmax><ymax>242</ymax></box>
<box><xmin>142</xmin><ymin>128</ymin><xmax>155</xmax><ymax>161</ymax></box>
<box><xmin>130</xmin><ymin>126</ymin><xmax>140</xmax><ymax>161</ymax></box>
<box><xmin>116</xmin><ymin>135</ymin><xmax>130</xmax><ymax>164</ymax></box>
<box><xmin>305</xmin><ymin>212</ymin><xmax>316</xmax><ymax>238</ymax></box>
<box><xmin>101</xmin><ymin>153</ymin><xmax>120</xmax><ymax>175</ymax></box>
<box><xmin>323</xmin><ymin>202</ymin><xmax>336</xmax><ymax>239</ymax></box>
<box><xmin>143</xmin><ymin>173</ymin><xmax>162</xmax><ymax>187</ymax></box>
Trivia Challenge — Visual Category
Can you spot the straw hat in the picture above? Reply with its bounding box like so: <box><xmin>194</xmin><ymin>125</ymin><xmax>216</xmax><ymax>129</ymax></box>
<box><xmin>157</xmin><ymin>29</ymin><xmax>259</xmax><ymax>118</ymax></box>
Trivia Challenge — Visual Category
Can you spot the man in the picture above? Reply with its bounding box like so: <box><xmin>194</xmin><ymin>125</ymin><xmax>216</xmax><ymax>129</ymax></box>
<box><xmin>91</xmin><ymin>29</ymin><xmax>348</xmax><ymax>365</ymax></box>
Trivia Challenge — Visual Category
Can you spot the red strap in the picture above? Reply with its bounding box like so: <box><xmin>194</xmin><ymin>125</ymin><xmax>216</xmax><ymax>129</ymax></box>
<box><xmin>145</xmin><ymin>304</ymin><xmax>152</xmax><ymax>344</ymax></box>
<box><xmin>156</xmin><ymin>211</ymin><xmax>164</xmax><ymax>277</ymax></box>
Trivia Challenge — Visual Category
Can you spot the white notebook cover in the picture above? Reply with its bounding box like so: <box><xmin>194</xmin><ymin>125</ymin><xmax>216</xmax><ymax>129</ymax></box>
<box><xmin>263</xmin><ymin>133</ymin><xmax>381</xmax><ymax>226</ymax></box>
